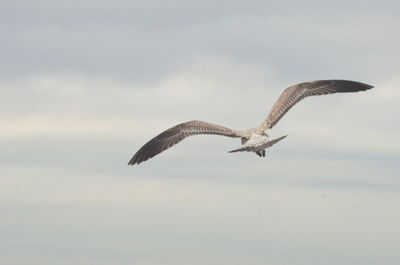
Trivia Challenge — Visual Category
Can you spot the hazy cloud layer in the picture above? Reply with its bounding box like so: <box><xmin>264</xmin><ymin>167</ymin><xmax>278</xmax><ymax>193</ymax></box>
<box><xmin>2</xmin><ymin>0</ymin><xmax>399</xmax><ymax>80</ymax></box>
<box><xmin>1</xmin><ymin>0</ymin><xmax>400</xmax><ymax>264</ymax></box>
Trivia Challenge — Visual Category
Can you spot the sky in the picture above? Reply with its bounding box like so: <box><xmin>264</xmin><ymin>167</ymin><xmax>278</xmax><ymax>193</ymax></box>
<box><xmin>1</xmin><ymin>1</ymin><xmax>400</xmax><ymax>264</ymax></box>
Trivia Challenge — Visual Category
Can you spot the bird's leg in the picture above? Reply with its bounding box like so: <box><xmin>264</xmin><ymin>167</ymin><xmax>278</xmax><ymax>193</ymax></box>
<box><xmin>261</xmin><ymin>149</ymin><xmax>266</xmax><ymax>157</ymax></box>
<box><xmin>256</xmin><ymin>151</ymin><xmax>262</xmax><ymax>157</ymax></box>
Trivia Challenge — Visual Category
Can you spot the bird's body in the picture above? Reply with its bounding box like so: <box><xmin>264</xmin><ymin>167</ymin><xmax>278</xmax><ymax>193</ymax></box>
<box><xmin>129</xmin><ymin>80</ymin><xmax>373</xmax><ymax>165</ymax></box>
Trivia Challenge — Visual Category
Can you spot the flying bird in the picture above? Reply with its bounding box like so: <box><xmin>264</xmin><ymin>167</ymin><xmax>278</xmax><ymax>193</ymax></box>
<box><xmin>129</xmin><ymin>80</ymin><xmax>373</xmax><ymax>165</ymax></box>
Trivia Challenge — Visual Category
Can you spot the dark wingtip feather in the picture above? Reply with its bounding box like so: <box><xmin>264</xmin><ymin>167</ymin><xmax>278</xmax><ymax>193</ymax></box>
<box><xmin>354</xmin><ymin>81</ymin><xmax>374</xmax><ymax>90</ymax></box>
<box><xmin>127</xmin><ymin>156</ymin><xmax>138</xmax><ymax>165</ymax></box>
<box><xmin>332</xmin><ymin>80</ymin><xmax>374</xmax><ymax>92</ymax></box>
<box><xmin>128</xmin><ymin>140</ymin><xmax>162</xmax><ymax>165</ymax></box>
<box><xmin>128</xmin><ymin>152</ymin><xmax>145</xmax><ymax>165</ymax></box>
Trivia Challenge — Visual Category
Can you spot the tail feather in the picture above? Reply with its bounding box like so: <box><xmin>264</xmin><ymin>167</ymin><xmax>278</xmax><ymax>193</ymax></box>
<box><xmin>228</xmin><ymin>135</ymin><xmax>287</xmax><ymax>153</ymax></box>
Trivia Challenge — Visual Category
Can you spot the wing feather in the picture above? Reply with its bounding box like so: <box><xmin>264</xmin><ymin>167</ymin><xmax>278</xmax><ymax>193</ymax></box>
<box><xmin>259</xmin><ymin>80</ymin><xmax>373</xmax><ymax>131</ymax></box>
<box><xmin>129</xmin><ymin>120</ymin><xmax>243</xmax><ymax>165</ymax></box>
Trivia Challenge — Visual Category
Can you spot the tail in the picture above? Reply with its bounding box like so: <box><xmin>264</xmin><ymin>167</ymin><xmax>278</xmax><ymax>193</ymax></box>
<box><xmin>228</xmin><ymin>135</ymin><xmax>288</xmax><ymax>153</ymax></box>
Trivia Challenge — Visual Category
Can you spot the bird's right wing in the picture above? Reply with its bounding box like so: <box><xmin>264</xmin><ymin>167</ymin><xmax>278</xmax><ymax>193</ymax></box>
<box><xmin>259</xmin><ymin>80</ymin><xmax>373</xmax><ymax>132</ymax></box>
<box><xmin>129</xmin><ymin>120</ymin><xmax>243</xmax><ymax>165</ymax></box>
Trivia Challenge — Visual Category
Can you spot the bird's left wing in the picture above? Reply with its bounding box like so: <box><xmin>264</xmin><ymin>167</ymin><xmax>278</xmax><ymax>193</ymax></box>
<box><xmin>258</xmin><ymin>80</ymin><xmax>373</xmax><ymax>132</ymax></box>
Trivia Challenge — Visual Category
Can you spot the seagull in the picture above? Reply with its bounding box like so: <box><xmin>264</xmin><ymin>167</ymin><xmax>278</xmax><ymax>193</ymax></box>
<box><xmin>128</xmin><ymin>80</ymin><xmax>373</xmax><ymax>165</ymax></box>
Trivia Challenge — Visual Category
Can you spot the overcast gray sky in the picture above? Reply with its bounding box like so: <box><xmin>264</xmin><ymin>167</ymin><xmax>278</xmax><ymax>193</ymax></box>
<box><xmin>1</xmin><ymin>1</ymin><xmax>400</xmax><ymax>265</ymax></box>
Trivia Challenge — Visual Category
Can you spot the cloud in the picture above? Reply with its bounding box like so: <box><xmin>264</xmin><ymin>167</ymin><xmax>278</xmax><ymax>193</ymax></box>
<box><xmin>2</xmin><ymin>1</ymin><xmax>399</xmax><ymax>81</ymax></box>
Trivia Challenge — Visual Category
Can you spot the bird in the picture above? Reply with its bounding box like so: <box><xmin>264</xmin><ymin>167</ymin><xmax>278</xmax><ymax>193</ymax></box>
<box><xmin>128</xmin><ymin>79</ymin><xmax>373</xmax><ymax>165</ymax></box>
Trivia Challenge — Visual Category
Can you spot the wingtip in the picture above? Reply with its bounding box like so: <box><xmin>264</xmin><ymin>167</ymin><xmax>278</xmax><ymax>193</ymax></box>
<box><xmin>363</xmin><ymin>83</ymin><xmax>374</xmax><ymax>89</ymax></box>
<box><xmin>128</xmin><ymin>154</ymin><xmax>149</xmax><ymax>165</ymax></box>
<box><xmin>358</xmin><ymin>81</ymin><xmax>374</xmax><ymax>90</ymax></box>
<box><xmin>351</xmin><ymin>81</ymin><xmax>374</xmax><ymax>92</ymax></box>
<box><xmin>128</xmin><ymin>161</ymin><xmax>141</xmax><ymax>166</ymax></box>
<box><xmin>127</xmin><ymin>157</ymin><xmax>139</xmax><ymax>166</ymax></box>
<box><xmin>332</xmin><ymin>80</ymin><xmax>374</xmax><ymax>92</ymax></box>
<box><xmin>352</xmin><ymin>81</ymin><xmax>374</xmax><ymax>91</ymax></box>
